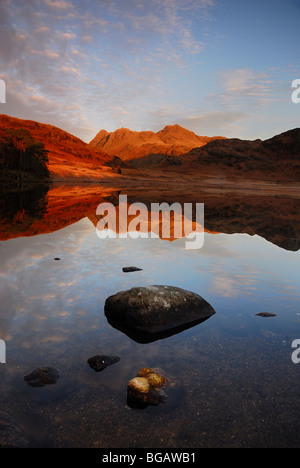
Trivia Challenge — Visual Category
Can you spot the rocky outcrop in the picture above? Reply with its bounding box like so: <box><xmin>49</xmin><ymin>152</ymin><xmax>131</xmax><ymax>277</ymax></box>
<box><xmin>104</xmin><ymin>285</ymin><xmax>216</xmax><ymax>342</ymax></box>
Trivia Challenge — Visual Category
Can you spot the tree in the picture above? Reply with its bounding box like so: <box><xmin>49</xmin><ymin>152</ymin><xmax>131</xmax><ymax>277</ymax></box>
<box><xmin>0</xmin><ymin>128</ymin><xmax>49</xmax><ymax>179</ymax></box>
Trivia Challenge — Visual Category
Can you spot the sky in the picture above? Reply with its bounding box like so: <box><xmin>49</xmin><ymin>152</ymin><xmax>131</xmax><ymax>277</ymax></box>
<box><xmin>0</xmin><ymin>0</ymin><xmax>300</xmax><ymax>142</ymax></box>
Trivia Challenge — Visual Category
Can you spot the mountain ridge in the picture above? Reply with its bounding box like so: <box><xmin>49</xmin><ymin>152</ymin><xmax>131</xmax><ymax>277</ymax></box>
<box><xmin>89</xmin><ymin>124</ymin><xmax>225</xmax><ymax>161</ymax></box>
<box><xmin>1</xmin><ymin>114</ymin><xmax>299</xmax><ymax>183</ymax></box>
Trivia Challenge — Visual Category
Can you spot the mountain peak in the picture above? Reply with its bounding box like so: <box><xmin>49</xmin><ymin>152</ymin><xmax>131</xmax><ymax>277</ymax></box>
<box><xmin>89</xmin><ymin>123</ymin><xmax>223</xmax><ymax>161</ymax></box>
<box><xmin>159</xmin><ymin>124</ymin><xmax>191</xmax><ymax>134</ymax></box>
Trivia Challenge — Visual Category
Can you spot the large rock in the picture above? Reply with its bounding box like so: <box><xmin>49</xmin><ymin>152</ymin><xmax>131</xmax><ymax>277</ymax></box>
<box><xmin>104</xmin><ymin>285</ymin><xmax>216</xmax><ymax>343</ymax></box>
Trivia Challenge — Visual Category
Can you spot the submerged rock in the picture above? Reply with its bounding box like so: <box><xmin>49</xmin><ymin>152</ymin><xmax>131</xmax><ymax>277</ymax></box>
<box><xmin>105</xmin><ymin>285</ymin><xmax>216</xmax><ymax>343</ymax></box>
<box><xmin>127</xmin><ymin>368</ymin><xmax>168</xmax><ymax>407</ymax></box>
<box><xmin>256</xmin><ymin>313</ymin><xmax>277</xmax><ymax>317</ymax></box>
<box><xmin>0</xmin><ymin>411</ymin><xmax>29</xmax><ymax>448</ymax></box>
<box><xmin>24</xmin><ymin>367</ymin><xmax>60</xmax><ymax>387</ymax></box>
<box><xmin>87</xmin><ymin>355</ymin><xmax>120</xmax><ymax>372</ymax></box>
<box><xmin>137</xmin><ymin>368</ymin><xmax>168</xmax><ymax>388</ymax></box>
<box><xmin>122</xmin><ymin>266</ymin><xmax>143</xmax><ymax>273</ymax></box>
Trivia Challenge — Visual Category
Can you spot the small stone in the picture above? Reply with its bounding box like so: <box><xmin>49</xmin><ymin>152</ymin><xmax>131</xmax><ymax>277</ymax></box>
<box><xmin>255</xmin><ymin>313</ymin><xmax>277</xmax><ymax>317</ymax></box>
<box><xmin>122</xmin><ymin>266</ymin><xmax>143</xmax><ymax>273</ymax></box>
<box><xmin>127</xmin><ymin>368</ymin><xmax>168</xmax><ymax>407</ymax></box>
<box><xmin>87</xmin><ymin>355</ymin><xmax>120</xmax><ymax>372</ymax></box>
<box><xmin>128</xmin><ymin>377</ymin><xmax>150</xmax><ymax>399</ymax></box>
<box><xmin>137</xmin><ymin>368</ymin><xmax>168</xmax><ymax>388</ymax></box>
<box><xmin>24</xmin><ymin>367</ymin><xmax>60</xmax><ymax>387</ymax></box>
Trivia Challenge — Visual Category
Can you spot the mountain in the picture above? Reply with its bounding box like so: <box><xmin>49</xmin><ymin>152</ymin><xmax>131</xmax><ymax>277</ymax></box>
<box><xmin>1</xmin><ymin>115</ymin><xmax>299</xmax><ymax>183</ymax></box>
<box><xmin>182</xmin><ymin>128</ymin><xmax>300</xmax><ymax>181</ymax></box>
<box><xmin>89</xmin><ymin>124</ymin><xmax>225</xmax><ymax>163</ymax></box>
<box><xmin>0</xmin><ymin>114</ymin><xmax>114</xmax><ymax>180</ymax></box>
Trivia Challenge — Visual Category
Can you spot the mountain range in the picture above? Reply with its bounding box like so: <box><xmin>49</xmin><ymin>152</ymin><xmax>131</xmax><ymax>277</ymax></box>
<box><xmin>0</xmin><ymin>114</ymin><xmax>299</xmax><ymax>182</ymax></box>
<box><xmin>89</xmin><ymin>124</ymin><xmax>225</xmax><ymax>163</ymax></box>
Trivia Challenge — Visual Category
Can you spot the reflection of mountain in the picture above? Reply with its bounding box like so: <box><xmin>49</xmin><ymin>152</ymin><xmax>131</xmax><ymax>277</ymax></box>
<box><xmin>0</xmin><ymin>185</ymin><xmax>49</xmax><ymax>236</ymax></box>
<box><xmin>0</xmin><ymin>185</ymin><xmax>115</xmax><ymax>241</ymax></box>
<box><xmin>88</xmin><ymin>199</ymin><xmax>209</xmax><ymax>241</ymax></box>
<box><xmin>123</xmin><ymin>191</ymin><xmax>300</xmax><ymax>252</ymax></box>
<box><xmin>0</xmin><ymin>185</ymin><xmax>299</xmax><ymax>251</ymax></box>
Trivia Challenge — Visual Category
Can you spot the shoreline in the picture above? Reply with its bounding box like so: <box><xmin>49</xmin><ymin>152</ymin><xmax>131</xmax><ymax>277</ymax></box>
<box><xmin>49</xmin><ymin>173</ymin><xmax>300</xmax><ymax>198</ymax></box>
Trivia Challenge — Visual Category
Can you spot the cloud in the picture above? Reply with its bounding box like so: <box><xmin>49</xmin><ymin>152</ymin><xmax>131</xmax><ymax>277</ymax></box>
<box><xmin>4</xmin><ymin>0</ymin><xmax>283</xmax><ymax>141</ymax></box>
<box><xmin>176</xmin><ymin>111</ymin><xmax>251</xmax><ymax>137</ymax></box>
<box><xmin>58</xmin><ymin>31</ymin><xmax>77</xmax><ymax>40</ymax></box>
<box><xmin>219</xmin><ymin>68</ymin><xmax>275</xmax><ymax>105</ymax></box>
<box><xmin>44</xmin><ymin>0</ymin><xmax>74</xmax><ymax>10</ymax></box>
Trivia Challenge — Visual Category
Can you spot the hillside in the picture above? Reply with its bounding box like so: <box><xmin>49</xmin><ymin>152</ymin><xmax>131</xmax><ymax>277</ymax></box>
<box><xmin>0</xmin><ymin>114</ymin><xmax>114</xmax><ymax>180</ymax></box>
<box><xmin>181</xmin><ymin>128</ymin><xmax>300</xmax><ymax>182</ymax></box>
<box><xmin>89</xmin><ymin>124</ymin><xmax>224</xmax><ymax>163</ymax></box>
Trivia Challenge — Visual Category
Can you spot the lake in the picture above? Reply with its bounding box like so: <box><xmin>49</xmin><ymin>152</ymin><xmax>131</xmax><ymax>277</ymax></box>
<box><xmin>0</xmin><ymin>183</ymin><xmax>299</xmax><ymax>448</ymax></box>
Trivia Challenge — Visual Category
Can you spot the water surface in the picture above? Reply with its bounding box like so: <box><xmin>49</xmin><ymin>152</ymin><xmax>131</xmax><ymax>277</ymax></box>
<box><xmin>0</xmin><ymin>185</ymin><xmax>299</xmax><ymax>448</ymax></box>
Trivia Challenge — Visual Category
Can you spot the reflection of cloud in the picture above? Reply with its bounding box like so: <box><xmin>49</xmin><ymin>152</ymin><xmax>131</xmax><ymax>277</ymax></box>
<box><xmin>208</xmin><ymin>268</ymin><xmax>260</xmax><ymax>298</ymax></box>
<box><xmin>0</xmin><ymin>217</ymin><xmax>299</xmax><ymax>350</ymax></box>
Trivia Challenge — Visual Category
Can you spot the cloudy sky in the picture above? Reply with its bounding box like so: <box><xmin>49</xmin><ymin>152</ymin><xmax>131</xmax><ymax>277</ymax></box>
<box><xmin>0</xmin><ymin>0</ymin><xmax>299</xmax><ymax>142</ymax></box>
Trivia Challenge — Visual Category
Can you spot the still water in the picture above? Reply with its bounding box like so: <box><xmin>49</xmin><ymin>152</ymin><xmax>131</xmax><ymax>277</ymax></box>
<box><xmin>0</xmin><ymin>186</ymin><xmax>299</xmax><ymax>448</ymax></box>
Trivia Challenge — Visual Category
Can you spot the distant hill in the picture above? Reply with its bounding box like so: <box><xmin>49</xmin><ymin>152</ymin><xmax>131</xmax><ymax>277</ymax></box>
<box><xmin>89</xmin><ymin>124</ymin><xmax>225</xmax><ymax>163</ymax></box>
<box><xmin>182</xmin><ymin>128</ymin><xmax>300</xmax><ymax>181</ymax></box>
<box><xmin>0</xmin><ymin>114</ymin><xmax>114</xmax><ymax>180</ymax></box>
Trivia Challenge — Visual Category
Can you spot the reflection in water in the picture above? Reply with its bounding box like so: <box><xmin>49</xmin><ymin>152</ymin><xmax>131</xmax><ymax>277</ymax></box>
<box><xmin>0</xmin><ymin>184</ymin><xmax>300</xmax><ymax>447</ymax></box>
<box><xmin>0</xmin><ymin>185</ymin><xmax>48</xmax><ymax>238</ymax></box>
<box><xmin>105</xmin><ymin>315</ymin><xmax>212</xmax><ymax>344</ymax></box>
<box><xmin>0</xmin><ymin>183</ymin><xmax>299</xmax><ymax>250</ymax></box>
